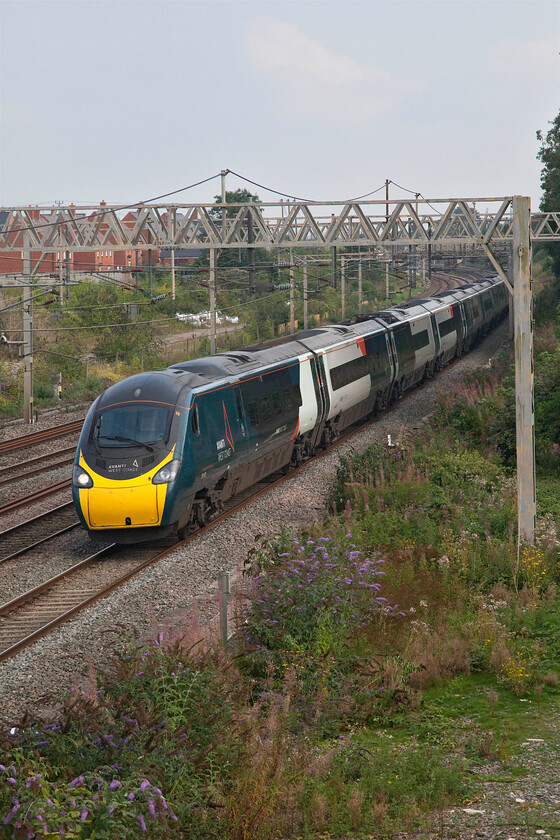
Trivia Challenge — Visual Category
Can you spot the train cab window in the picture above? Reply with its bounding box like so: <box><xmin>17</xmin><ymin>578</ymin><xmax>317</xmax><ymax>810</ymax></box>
<box><xmin>272</xmin><ymin>392</ymin><xmax>283</xmax><ymax>415</ymax></box>
<box><xmin>94</xmin><ymin>404</ymin><xmax>171</xmax><ymax>447</ymax></box>
<box><xmin>191</xmin><ymin>403</ymin><xmax>200</xmax><ymax>436</ymax></box>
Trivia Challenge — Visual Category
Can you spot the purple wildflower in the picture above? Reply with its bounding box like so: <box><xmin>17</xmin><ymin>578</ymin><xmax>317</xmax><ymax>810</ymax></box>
<box><xmin>137</xmin><ymin>814</ymin><xmax>147</xmax><ymax>832</ymax></box>
<box><xmin>148</xmin><ymin>799</ymin><xmax>156</xmax><ymax>819</ymax></box>
<box><xmin>139</xmin><ymin>779</ymin><xmax>150</xmax><ymax>793</ymax></box>
<box><xmin>127</xmin><ymin>792</ymin><xmax>135</xmax><ymax>801</ymax></box>
<box><xmin>108</xmin><ymin>780</ymin><xmax>121</xmax><ymax>790</ymax></box>
<box><xmin>80</xmin><ymin>809</ymin><xmax>88</xmax><ymax>821</ymax></box>
<box><xmin>3</xmin><ymin>803</ymin><xmax>20</xmax><ymax>825</ymax></box>
<box><xmin>69</xmin><ymin>776</ymin><xmax>84</xmax><ymax>789</ymax></box>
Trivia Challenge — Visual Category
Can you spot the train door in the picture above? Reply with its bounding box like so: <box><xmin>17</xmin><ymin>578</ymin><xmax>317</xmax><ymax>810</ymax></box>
<box><xmin>230</xmin><ymin>383</ymin><xmax>250</xmax><ymax>460</ymax></box>
<box><xmin>387</xmin><ymin>331</ymin><xmax>398</xmax><ymax>382</ymax></box>
<box><xmin>430</xmin><ymin>314</ymin><xmax>441</xmax><ymax>357</ymax></box>
<box><xmin>309</xmin><ymin>354</ymin><xmax>329</xmax><ymax>447</ymax></box>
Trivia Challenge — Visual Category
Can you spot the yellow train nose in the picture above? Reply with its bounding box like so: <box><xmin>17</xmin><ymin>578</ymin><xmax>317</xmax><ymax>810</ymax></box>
<box><xmin>86</xmin><ymin>484</ymin><xmax>164</xmax><ymax>528</ymax></box>
<box><xmin>77</xmin><ymin>448</ymin><xmax>173</xmax><ymax>530</ymax></box>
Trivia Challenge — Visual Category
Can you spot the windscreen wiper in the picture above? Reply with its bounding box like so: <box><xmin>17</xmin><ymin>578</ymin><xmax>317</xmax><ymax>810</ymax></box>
<box><xmin>100</xmin><ymin>435</ymin><xmax>154</xmax><ymax>451</ymax></box>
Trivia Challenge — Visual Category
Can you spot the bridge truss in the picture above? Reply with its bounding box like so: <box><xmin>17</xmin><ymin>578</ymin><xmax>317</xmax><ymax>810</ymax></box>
<box><xmin>0</xmin><ymin>194</ymin><xmax>559</xmax><ymax>261</ymax></box>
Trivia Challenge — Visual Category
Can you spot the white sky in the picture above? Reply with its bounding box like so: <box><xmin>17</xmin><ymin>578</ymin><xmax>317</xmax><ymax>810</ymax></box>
<box><xmin>0</xmin><ymin>0</ymin><xmax>558</xmax><ymax>209</ymax></box>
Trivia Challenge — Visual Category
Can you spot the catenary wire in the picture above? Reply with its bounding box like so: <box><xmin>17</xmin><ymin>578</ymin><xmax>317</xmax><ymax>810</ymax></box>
<box><xmin>226</xmin><ymin>170</ymin><xmax>388</xmax><ymax>203</ymax></box>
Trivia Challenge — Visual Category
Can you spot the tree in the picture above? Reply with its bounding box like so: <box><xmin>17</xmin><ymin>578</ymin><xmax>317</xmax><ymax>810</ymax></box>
<box><xmin>210</xmin><ymin>188</ymin><xmax>260</xmax><ymax>219</ymax></box>
<box><xmin>537</xmin><ymin>110</ymin><xmax>560</xmax><ymax>279</ymax></box>
<box><xmin>206</xmin><ymin>188</ymin><xmax>271</xmax><ymax>272</ymax></box>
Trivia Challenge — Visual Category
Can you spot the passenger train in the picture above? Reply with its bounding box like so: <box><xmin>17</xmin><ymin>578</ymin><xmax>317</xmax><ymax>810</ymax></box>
<box><xmin>72</xmin><ymin>276</ymin><xmax>508</xmax><ymax>543</ymax></box>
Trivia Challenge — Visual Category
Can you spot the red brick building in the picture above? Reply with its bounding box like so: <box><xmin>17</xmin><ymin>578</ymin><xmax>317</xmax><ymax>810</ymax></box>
<box><xmin>0</xmin><ymin>205</ymin><xmax>162</xmax><ymax>276</ymax></box>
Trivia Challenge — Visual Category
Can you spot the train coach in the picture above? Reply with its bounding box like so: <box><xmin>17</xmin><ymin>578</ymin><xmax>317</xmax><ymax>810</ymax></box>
<box><xmin>72</xmin><ymin>276</ymin><xmax>508</xmax><ymax>543</ymax></box>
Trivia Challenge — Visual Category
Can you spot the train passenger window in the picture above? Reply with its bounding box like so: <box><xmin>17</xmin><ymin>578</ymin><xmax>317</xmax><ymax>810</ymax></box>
<box><xmin>272</xmin><ymin>393</ymin><xmax>282</xmax><ymax>415</ymax></box>
<box><xmin>247</xmin><ymin>402</ymin><xmax>259</xmax><ymax>426</ymax></box>
<box><xmin>392</xmin><ymin>325</ymin><xmax>415</xmax><ymax>367</ymax></box>
<box><xmin>438</xmin><ymin>317</ymin><xmax>456</xmax><ymax>337</ymax></box>
<box><xmin>283</xmin><ymin>385</ymin><xmax>300</xmax><ymax>408</ymax></box>
<box><xmin>330</xmin><ymin>356</ymin><xmax>369</xmax><ymax>390</ymax></box>
<box><xmin>191</xmin><ymin>403</ymin><xmax>200</xmax><ymax>436</ymax></box>
<box><xmin>411</xmin><ymin>329</ymin><xmax>429</xmax><ymax>351</ymax></box>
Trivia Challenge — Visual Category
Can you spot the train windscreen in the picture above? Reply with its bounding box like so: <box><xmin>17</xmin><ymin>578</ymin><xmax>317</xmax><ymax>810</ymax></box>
<box><xmin>93</xmin><ymin>405</ymin><xmax>171</xmax><ymax>447</ymax></box>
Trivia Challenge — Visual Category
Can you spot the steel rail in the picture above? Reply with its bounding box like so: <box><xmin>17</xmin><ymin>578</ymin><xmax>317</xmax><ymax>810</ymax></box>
<box><xmin>0</xmin><ymin>502</ymin><xmax>79</xmax><ymax>564</ymax></box>
<box><xmin>0</xmin><ymin>446</ymin><xmax>75</xmax><ymax>489</ymax></box>
<box><xmin>0</xmin><ymin>546</ymin><xmax>117</xmax><ymax>663</ymax></box>
<box><xmin>0</xmin><ymin>479</ymin><xmax>72</xmax><ymax>515</ymax></box>
<box><xmin>0</xmin><ymin>420</ymin><xmax>84</xmax><ymax>455</ymax></box>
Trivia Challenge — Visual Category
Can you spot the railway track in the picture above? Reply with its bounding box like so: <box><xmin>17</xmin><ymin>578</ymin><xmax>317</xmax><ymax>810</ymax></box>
<box><xmin>0</xmin><ymin>475</ymin><xmax>298</xmax><ymax>663</ymax></box>
<box><xmin>0</xmin><ymin>479</ymin><xmax>72</xmax><ymax>515</ymax></box>
<box><xmin>0</xmin><ymin>502</ymin><xmax>80</xmax><ymax>563</ymax></box>
<box><xmin>0</xmin><ymin>543</ymin><xmax>171</xmax><ymax>663</ymax></box>
<box><xmin>0</xmin><ymin>446</ymin><xmax>75</xmax><ymax>489</ymax></box>
<box><xmin>0</xmin><ymin>418</ymin><xmax>84</xmax><ymax>455</ymax></box>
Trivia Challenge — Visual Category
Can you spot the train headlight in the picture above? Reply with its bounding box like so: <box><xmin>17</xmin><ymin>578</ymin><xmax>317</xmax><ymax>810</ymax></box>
<box><xmin>152</xmin><ymin>459</ymin><xmax>181</xmax><ymax>485</ymax></box>
<box><xmin>73</xmin><ymin>465</ymin><xmax>93</xmax><ymax>488</ymax></box>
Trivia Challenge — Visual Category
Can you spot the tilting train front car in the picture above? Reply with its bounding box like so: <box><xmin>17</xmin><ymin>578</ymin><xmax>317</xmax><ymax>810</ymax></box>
<box><xmin>72</xmin><ymin>349</ymin><xmax>312</xmax><ymax>543</ymax></box>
